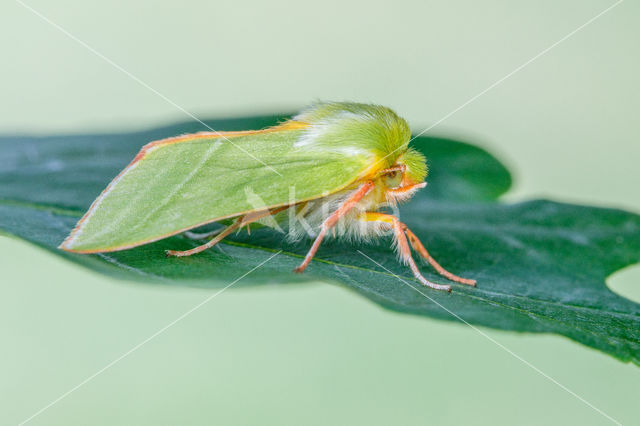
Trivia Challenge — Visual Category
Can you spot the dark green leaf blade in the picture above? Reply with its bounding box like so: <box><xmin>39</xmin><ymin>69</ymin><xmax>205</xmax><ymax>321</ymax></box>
<box><xmin>0</xmin><ymin>115</ymin><xmax>638</xmax><ymax>364</ymax></box>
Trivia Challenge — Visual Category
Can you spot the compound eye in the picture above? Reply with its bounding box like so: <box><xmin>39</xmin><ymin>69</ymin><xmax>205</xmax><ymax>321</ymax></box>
<box><xmin>384</xmin><ymin>170</ymin><xmax>403</xmax><ymax>188</ymax></box>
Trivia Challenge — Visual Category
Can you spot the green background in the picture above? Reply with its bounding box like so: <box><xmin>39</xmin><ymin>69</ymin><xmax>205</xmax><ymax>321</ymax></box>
<box><xmin>2</xmin><ymin>0</ymin><xmax>639</xmax><ymax>425</ymax></box>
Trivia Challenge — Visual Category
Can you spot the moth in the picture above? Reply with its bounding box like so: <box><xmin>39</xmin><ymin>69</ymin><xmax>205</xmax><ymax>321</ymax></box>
<box><xmin>60</xmin><ymin>102</ymin><xmax>475</xmax><ymax>291</ymax></box>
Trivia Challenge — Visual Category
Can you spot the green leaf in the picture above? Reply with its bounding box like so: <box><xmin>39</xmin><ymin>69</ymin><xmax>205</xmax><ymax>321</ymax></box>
<box><xmin>1</xmin><ymin>115</ymin><xmax>638</xmax><ymax>364</ymax></box>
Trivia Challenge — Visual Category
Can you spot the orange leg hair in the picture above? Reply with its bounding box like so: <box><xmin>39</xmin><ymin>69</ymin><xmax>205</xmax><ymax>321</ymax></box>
<box><xmin>294</xmin><ymin>181</ymin><xmax>375</xmax><ymax>273</ymax></box>
<box><xmin>166</xmin><ymin>206</ymin><xmax>289</xmax><ymax>257</ymax></box>
<box><xmin>363</xmin><ymin>212</ymin><xmax>475</xmax><ymax>291</ymax></box>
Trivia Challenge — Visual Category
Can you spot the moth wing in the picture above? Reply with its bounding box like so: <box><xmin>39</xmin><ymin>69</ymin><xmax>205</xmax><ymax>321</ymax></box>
<box><xmin>60</xmin><ymin>123</ymin><xmax>371</xmax><ymax>253</ymax></box>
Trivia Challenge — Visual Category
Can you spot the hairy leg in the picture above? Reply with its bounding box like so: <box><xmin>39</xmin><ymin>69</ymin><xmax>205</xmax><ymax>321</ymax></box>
<box><xmin>403</xmin><ymin>226</ymin><xmax>476</xmax><ymax>286</ymax></box>
<box><xmin>166</xmin><ymin>206</ymin><xmax>290</xmax><ymax>257</ymax></box>
<box><xmin>294</xmin><ymin>181</ymin><xmax>375</xmax><ymax>273</ymax></box>
<box><xmin>363</xmin><ymin>212</ymin><xmax>451</xmax><ymax>291</ymax></box>
<box><xmin>166</xmin><ymin>218</ymin><xmax>242</xmax><ymax>257</ymax></box>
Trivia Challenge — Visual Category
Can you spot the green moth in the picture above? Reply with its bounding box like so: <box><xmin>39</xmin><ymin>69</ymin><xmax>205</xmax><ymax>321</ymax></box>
<box><xmin>60</xmin><ymin>102</ymin><xmax>475</xmax><ymax>291</ymax></box>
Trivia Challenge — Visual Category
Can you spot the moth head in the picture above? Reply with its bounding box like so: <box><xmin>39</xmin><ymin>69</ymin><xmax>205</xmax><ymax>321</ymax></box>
<box><xmin>393</xmin><ymin>148</ymin><xmax>428</xmax><ymax>187</ymax></box>
<box><xmin>377</xmin><ymin>149</ymin><xmax>428</xmax><ymax>205</ymax></box>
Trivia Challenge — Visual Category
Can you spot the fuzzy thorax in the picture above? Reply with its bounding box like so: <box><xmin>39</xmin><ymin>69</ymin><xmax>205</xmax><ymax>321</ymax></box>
<box><xmin>280</xmin><ymin>172</ymin><xmax>426</xmax><ymax>243</ymax></box>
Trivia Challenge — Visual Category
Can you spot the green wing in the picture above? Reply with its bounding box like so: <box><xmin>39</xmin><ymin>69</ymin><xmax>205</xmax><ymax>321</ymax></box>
<box><xmin>61</xmin><ymin>124</ymin><xmax>370</xmax><ymax>253</ymax></box>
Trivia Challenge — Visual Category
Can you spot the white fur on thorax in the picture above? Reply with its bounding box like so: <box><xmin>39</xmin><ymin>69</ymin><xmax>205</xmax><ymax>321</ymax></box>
<box><xmin>272</xmin><ymin>183</ymin><xmax>397</xmax><ymax>243</ymax></box>
<box><xmin>254</xmin><ymin>180</ymin><xmax>424</xmax><ymax>266</ymax></box>
<box><xmin>292</xmin><ymin>111</ymin><xmax>375</xmax><ymax>158</ymax></box>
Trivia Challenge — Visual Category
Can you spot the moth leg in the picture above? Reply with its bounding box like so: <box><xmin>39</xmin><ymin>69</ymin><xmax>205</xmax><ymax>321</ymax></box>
<box><xmin>167</xmin><ymin>206</ymin><xmax>290</xmax><ymax>257</ymax></box>
<box><xmin>294</xmin><ymin>181</ymin><xmax>375</xmax><ymax>273</ymax></box>
<box><xmin>363</xmin><ymin>212</ymin><xmax>451</xmax><ymax>292</ymax></box>
<box><xmin>166</xmin><ymin>218</ymin><xmax>243</xmax><ymax>257</ymax></box>
<box><xmin>403</xmin><ymin>226</ymin><xmax>476</xmax><ymax>286</ymax></box>
<box><xmin>184</xmin><ymin>227</ymin><xmax>225</xmax><ymax>240</ymax></box>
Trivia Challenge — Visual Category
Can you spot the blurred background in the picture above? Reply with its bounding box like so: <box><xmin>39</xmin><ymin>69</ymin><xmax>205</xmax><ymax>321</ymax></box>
<box><xmin>1</xmin><ymin>0</ymin><xmax>639</xmax><ymax>425</ymax></box>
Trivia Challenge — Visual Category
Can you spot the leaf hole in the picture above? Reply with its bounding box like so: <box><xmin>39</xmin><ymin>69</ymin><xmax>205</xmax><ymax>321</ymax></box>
<box><xmin>607</xmin><ymin>264</ymin><xmax>640</xmax><ymax>303</ymax></box>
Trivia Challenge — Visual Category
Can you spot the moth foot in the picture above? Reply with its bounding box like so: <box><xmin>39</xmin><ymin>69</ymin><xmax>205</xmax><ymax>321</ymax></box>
<box><xmin>459</xmin><ymin>278</ymin><xmax>477</xmax><ymax>286</ymax></box>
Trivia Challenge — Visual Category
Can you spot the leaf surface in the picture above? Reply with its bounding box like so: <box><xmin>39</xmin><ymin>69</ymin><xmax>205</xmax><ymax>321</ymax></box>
<box><xmin>1</xmin><ymin>115</ymin><xmax>638</xmax><ymax>364</ymax></box>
